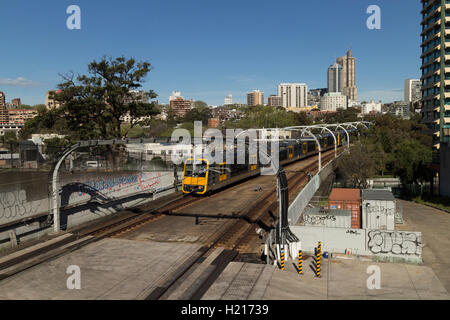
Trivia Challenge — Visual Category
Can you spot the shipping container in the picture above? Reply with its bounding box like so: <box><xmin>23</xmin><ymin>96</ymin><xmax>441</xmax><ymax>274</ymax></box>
<box><xmin>361</xmin><ymin>189</ymin><xmax>396</xmax><ymax>230</ymax></box>
<box><xmin>328</xmin><ymin>188</ymin><xmax>361</xmax><ymax>228</ymax></box>
<box><xmin>302</xmin><ymin>208</ymin><xmax>351</xmax><ymax>228</ymax></box>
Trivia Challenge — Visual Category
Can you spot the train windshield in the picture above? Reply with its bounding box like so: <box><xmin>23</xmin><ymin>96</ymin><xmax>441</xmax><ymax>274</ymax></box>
<box><xmin>184</xmin><ymin>160</ymin><xmax>208</xmax><ymax>177</ymax></box>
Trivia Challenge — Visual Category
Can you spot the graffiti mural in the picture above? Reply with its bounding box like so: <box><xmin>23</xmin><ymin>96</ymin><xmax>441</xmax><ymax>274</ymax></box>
<box><xmin>0</xmin><ymin>190</ymin><xmax>46</xmax><ymax>221</ymax></box>
<box><xmin>303</xmin><ymin>214</ymin><xmax>336</xmax><ymax>226</ymax></box>
<box><xmin>0</xmin><ymin>171</ymin><xmax>174</xmax><ymax>224</ymax></box>
<box><xmin>367</xmin><ymin>230</ymin><xmax>422</xmax><ymax>256</ymax></box>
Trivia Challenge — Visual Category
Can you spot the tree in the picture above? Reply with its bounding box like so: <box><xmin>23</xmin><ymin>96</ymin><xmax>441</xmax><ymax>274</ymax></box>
<box><xmin>183</xmin><ymin>103</ymin><xmax>212</xmax><ymax>125</ymax></box>
<box><xmin>52</xmin><ymin>56</ymin><xmax>159</xmax><ymax>140</ymax></box>
<box><xmin>389</xmin><ymin>139</ymin><xmax>433</xmax><ymax>185</ymax></box>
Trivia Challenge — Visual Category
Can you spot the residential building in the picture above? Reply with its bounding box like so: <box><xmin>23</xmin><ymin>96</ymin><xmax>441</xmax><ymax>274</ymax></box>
<box><xmin>388</xmin><ymin>101</ymin><xmax>410</xmax><ymax>119</ymax></box>
<box><xmin>328</xmin><ymin>62</ymin><xmax>343</xmax><ymax>93</ymax></box>
<box><xmin>336</xmin><ymin>48</ymin><xmax>358</xmax><ymax>101</ymax></box>
<box><xmin>361</xmin><ymin>101</ymin><xmax>382</xmax><ymax>115</ymax></box>
<box><xmin>267</xmin><ymin>95</ymin><xmax>283</xmax><ymax>107</ymax></box>
<box><xmin>224</xmin><ymin>94</ymin><xmax>233</xmax><ymax>105</ymax></box>
<box><xmin>11</xmin><ymin>98</ymin><xmax>21</xmax><ymax>108</ymax></box>
<box><xmin>246</xmin><ymin>90</ymin><xmax>264</xmax><ymax>106</ymax></box>
<box><xmin>421</xmin><ymin>0</ymin><xmax>450</xmax><ymax>148</ymax></box>
<box><xmin>208</xmin><ymin>118</ymin><xmax>220</xmax><ymax>128</ymax></box>
<box><xmin>277</xmin><ymin>83</ymin><xmax>308</xmax><ymax>108</ymax></box>
<box><xmin>320</xmin><ymin>92</ymin><xmax>348</xmax><ymax>111</ymax></box>
<box><xmin>45</xmin><ymin>90</ymin><xmax>62</xmax><ymax>109</ymax></box>
<box><xmin>404</xmin><ymin>79</ymin><xmax>422</xmax><ymax>103</ymax></box>
<box><xmin>123</xmin><ymin>90</ymin><xmax>149</xmax><ymax>105</ymax></box>
<box><xmin>0</xmin><ymin>91</ymin><xmax>8</xmax><ymax>124</ymax></box>
<box><xmin>170</xmin><ymin>97</ymin><xmax>193</xmax><ymax>117</ymax></box>
<box><xmin>8</xmin><ymin>109</ymin><xmax>38</xmax><ymax>125</ymax></box>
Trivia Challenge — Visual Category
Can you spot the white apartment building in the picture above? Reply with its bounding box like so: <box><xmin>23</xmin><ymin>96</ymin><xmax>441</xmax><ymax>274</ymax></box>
<box><xmin>361</xmin><ymin>101</ymin><xmax>382</xmax><ymax>114</ymax></box>
<box><xmin>404</xmin><ymin>79</ymin><xmax>421</xmax><ymax>103</ymax></box>
<box><xmin>320</xmin><ymin>92</ymin><xmax>348</xmax><ymax>111</ymax></box>
<box><xmin>224</xmin><ymin>94</ymin><xmax>233</xmax><ymax>105</ymax></box>
<box><xmin>277</xmin><ymin>83</ymin><xmax>308</xmax><ymax>108</ymax></box>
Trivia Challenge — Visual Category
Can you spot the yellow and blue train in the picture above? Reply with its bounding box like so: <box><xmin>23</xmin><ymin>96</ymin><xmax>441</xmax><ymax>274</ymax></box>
<box><xmin>182</xmin><ymin>129</ymin><xmax>354</xmax><ymax>195</ymax></box>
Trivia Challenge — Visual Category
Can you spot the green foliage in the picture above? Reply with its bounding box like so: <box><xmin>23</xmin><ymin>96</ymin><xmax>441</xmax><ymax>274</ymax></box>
<box><xmin>225</xmin><ymin>105</ymin><xmax>299</xmax><ymax>129</ymax></box>
<box><xmin>0</xmin><ymin>131</ymin><xmax>18</xmax><ymax>152</ymax></box>
<box><xmin>182</xmin><ymin>102</ymin><xmax>212</xmax><ymax>125</ymax></box>
<box><xmin>338</xmin><ymin>114</ymin><xmax>434</xmax><ymax>187</ymax></box>
<box><xmin>43</xmin><ymin>137</ymin><xmax>71</xmax><ymax>162</ymax></box>
<box><xmin>27</xmin><ymin>56</ymin><xmax>160</xmax><ymax>141</ymax></box>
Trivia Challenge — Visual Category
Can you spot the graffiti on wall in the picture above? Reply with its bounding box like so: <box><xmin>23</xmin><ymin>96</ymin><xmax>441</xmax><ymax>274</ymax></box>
<box><xmin>366</xmin><ymin>205</ymin><xmax>395</xmax><ymax>216</ymax></box>
<box><xmin>303</xmin><ymin>214</ymin><xmax>337</xmax><ymax>226</ymax></box>
<box><xmin>0</xmin><ymin>190</ymin><xmax>43</xmax><ymax>220</ymax></box>
<box><xmin>0</xmin><ymin>171</ymin><xmax>174</xmax><ymax>223</ymax></box>
<box><xmin>69</xmin><ymin>172</ymin><xmax>170</xmax><ymax>198</ymax></box>
<box><xmin>367</xmin><ymin>230</ymin><xmax>422</xmax><ymax>256</ymax></box>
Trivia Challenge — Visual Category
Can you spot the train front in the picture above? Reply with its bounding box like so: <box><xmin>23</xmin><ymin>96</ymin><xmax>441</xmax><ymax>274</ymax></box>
<box><xmin>182</xmin><ymin>158</ymin><xmax>209</xmax><ymax>195</ymax></box>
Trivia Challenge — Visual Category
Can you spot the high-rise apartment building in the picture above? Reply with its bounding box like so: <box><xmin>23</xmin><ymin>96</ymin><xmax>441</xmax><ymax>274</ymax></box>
<box><xmin>267</xmin><ymin>95</ymin><xmax>283</xmax><ymax>107</ymax></box>
<box><xmin>328</xmin><ymin>63</ymin><xmax>343</xmax><ymax>93</ymax></box>
<box><xmin>404</xmin><ymin>79</ymin><xmax>422</xmax><ymax>103</ymax></box>
<box><xmin>246</xmin><ymin>90</ymin><xmax>264</xmax><ymax>107</ymax></box>
<box><xmin>0</xmin><ymin>91</ymin><xmax>9</xmax><ymax>124</ymax></box>
<box><xmin>336</xmin><ymin>48</ymin><xmax>357</xmax><ymax>101</ymax></box>
<box><xmin>320</xmin><ymin>92</ymin><xmax>348</xmax><ymax>111</ymax></box>
<box><xmin>421</xmin><ymin>0</ymin><xmax>450</xmax><ymax>148</ymax></box>
<box><xmin>224</xmin><ymin>94</ymin><xmax>233</xmax><ymax>105</ymax></box>
<box><xmin>277</xmin><ymin>83</ymin><xmax>308</xmax><ymax>108</ymax></box>
<box><xmin>169</xmin><ymin>91</ymin><xmax>193</xmax><ymax>117</ymax></box>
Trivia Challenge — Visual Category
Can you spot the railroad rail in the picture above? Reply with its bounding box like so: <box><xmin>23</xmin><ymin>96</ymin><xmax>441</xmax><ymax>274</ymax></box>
<box><xmin>0</xmin><ymin>148</ymin><xmax>340</xmax><ymax>298</ymax></box>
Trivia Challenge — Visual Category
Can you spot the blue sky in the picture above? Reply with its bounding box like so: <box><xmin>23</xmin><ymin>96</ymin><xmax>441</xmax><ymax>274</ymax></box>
<box><xmin>0</xmin><ymin>0</ymin><xmax>422</xmax><ymax>106</ymax></box>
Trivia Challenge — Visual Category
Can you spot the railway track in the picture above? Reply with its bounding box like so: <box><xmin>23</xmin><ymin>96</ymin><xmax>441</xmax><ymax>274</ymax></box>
<box><xmin>0</xmin><ymin>148</ymin><xmax>340</xmax><ymax>297</ymax></box>
<box><xmin>144</xmin><ymin>149</ymin><xmax>340</xmax><ymax>300</ymax></box>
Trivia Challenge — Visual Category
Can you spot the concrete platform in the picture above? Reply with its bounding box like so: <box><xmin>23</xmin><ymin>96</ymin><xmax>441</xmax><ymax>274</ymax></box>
<box><xmin>202</xmin><ymin>257</ymin><xmax>449</xmax><ymax>300</ymax></box>
<box><xmin>0</xmin><ymin>238</ymin><xmax>201</xmax><ymax>299</ymax></box>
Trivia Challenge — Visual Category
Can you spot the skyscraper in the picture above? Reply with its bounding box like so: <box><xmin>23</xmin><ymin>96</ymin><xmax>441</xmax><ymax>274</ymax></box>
<box><xmin>336</xmin><ymin>48</ymin><xmax>357</xmax><ymax>101</ymax></box>
<box><xmin>421</xmin><ymin>0</ymin><xmax>450</xmax><ymax>148</ymax></box>
<box><xmin>327</xmin><ymin>63</ymin><xmax>343</xmax><ymax>93</ymax></box>
<box><xmin>404</xmin><ymin>79</ymin><xmax>422</xmax><ymax>103</ymax></box>
<box><xmin>0</xmin><ymin>91</ymin><xmax>9</xmax><ymax>124</ymax></box>
<box><xmin>246</xmin><ymin>90</ymin><xmax>264</xmax><ymax>106</ymax></box>
<box><xmin>277</xmin><ymin>83</ymin><xmax>308</xmax><ymax>109</ymax></box>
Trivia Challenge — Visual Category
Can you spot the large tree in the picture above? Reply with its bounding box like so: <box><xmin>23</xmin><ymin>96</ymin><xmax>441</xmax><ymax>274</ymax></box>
<box><xmin>52</xmin><ymin>56</ymin><xmax>159</xmax><ymax>140</ymax></box>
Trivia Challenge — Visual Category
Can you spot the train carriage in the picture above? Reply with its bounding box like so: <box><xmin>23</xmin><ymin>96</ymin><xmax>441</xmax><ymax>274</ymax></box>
<box><xmin>182</xmin><ymin>128</ymin><xmax>356</xmax><ymax>195</ymax></box>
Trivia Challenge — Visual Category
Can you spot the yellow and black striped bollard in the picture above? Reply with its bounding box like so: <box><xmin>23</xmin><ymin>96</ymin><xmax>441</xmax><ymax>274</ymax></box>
<box><xmin>298</xmin><ymin>250</ymin><xmax>303</xmax><ymax>275</ymax></box>
<box><xmin>318</xmin><ymin>241</ymin><xmax>322</xmax><ymax>255</ymax></box>
<box><xmin>316</xmin><ymin>248</ymin><xmax>321</xmax><ymax>278</ymax></box>
<box><xmin>280</xmin><ymin>249</ymin><xmax>285</xmax><ymax>270</ymax></box>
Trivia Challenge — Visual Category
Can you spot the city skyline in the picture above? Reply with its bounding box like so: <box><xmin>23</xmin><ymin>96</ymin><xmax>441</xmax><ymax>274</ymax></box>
<box><xmin>0</xmin><ymin>0</ymin><xmax>421</xmax><ymax>106</ymax></box>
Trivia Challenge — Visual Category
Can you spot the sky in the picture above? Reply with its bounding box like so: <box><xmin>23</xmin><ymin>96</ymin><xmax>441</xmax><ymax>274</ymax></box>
<box><xmin>0</xmin><ymin>0</ymin><xmax>422</xmax><ymax>106</ymax></box>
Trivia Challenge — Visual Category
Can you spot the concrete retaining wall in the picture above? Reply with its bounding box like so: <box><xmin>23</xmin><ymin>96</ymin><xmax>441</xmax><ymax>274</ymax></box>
<box><xmin>290</xmin><ymin>226</ymin><xmax>422</xmax><ymax>264</ymax></box>
<box><xmin>288</xmin><ymin>158</ymin><xmax>335</xmax><ymax>225</ymax></box>
<box><xmin>0</xmin><ymin>170</ymin><xmax>181</xmax><ymax>247</ymax></box>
